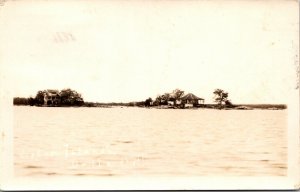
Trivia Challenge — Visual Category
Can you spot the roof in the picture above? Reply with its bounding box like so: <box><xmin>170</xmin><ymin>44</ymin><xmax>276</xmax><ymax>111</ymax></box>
<box><xmin>45</xmin><ymin>89</ymin><xmax>60</xmax><ymax>95</ymax></box>
<box><xmin>181</xmin><ymin>93</ymin><xmax>204</xmax><ymax>100</ymax></box>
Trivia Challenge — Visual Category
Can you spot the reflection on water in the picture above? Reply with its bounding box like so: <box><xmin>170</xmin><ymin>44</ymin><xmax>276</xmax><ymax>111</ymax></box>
<box><xmin>14</xmin><ymin>106</ymin><xmax>287</xmax><ymax>177</ymax></box>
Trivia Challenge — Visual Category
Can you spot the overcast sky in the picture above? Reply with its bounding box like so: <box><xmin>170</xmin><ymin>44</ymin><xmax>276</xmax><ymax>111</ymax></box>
<box><xmin>0</xmin><ymin>0</ymin><xmax>298</xmax><ymax>103</ymax></box>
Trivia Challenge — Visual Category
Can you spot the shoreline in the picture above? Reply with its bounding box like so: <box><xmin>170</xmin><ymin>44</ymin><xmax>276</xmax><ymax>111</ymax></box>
<box><xmin>13</xmin><ymin>104</ymin><xmax>287</xmax><ymax>110</ymax></box>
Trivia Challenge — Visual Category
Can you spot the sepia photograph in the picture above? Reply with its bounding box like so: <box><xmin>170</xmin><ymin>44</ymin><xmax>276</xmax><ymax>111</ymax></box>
<box><xmin>0</xmin><ymin>0</ymin><xmax>299</xmax><ymax>190</ymax></box>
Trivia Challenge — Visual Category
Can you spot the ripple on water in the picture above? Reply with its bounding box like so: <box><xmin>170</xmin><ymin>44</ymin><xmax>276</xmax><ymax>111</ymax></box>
<box><xmin>46</xmin><ymin>172</ymin><xmax>58</xmax><ymax>175</ymax></box>
<box><xmin>24</xmin><ymin>165</ymin><xmax>43</xmax><ymax>169</ymax></box>
<box><xmin>14</xmin><ymin>107</ymin><xmax>287</xmax><ymax>177</ymax></box>
<box><xmin>26</xmin><ymin>171</ymin><xmax>61</xmax><ymax>176</ymax></box>
<box><xmin>271</xmin><ymin>163</ymin><xmax>287</xmax><ymax>169</ymax></box>
<box><xmin>73</xmin><ymin>173</ymin><xmax>115</xmax><ymax>177</ymax></box>
<box><xmin>115</xmin><ymin>140</ymin><xmax>134</xmax><ymax>144</ymax></box>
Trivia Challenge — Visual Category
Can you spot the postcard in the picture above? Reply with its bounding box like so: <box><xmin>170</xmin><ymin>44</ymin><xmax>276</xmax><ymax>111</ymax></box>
<box><xmin>0</xmin><ymin>0</ymin><xmax>299</xmax><ymax>190</ymax></box>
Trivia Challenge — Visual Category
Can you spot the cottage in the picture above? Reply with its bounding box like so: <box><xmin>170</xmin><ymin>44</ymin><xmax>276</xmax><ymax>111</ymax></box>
<box><xmin>43</xmin><ymin>89</ymin><xmax>60</xmax><ymax>106</ymax></box>
<box><xmin>180</xmin><ymin>93</ymin><xmax>205</xmax><ymax>108</ymax></box>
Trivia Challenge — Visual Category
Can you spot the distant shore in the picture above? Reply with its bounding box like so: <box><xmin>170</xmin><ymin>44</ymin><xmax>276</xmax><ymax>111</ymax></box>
<box><xmin>13</xmin><ymin>102</ymin><xmax>287</xmax><ymax>110</ymax></box>
<box><xmin>81</xmin><ymin>103</ymin><xmax>287</xmax><ymax>110</ymax></box>
<box><xmin>13</xmin><ymin>88</ymin><xmax>287</xmax><ymax>110</ymax></box>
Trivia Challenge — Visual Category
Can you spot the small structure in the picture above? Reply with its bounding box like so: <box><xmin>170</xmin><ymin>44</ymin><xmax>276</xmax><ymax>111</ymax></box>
<box><xmin>180</xmin><ymin>93</ymin><xmax>205</xmax><ymax>108</ymax></box>
<box><xmin>153</xmin><ymin>90</ymin><xmax>205</xmax><ymax>108</ymax></box>
<box><xmin>43</xmin><ymin>89</ymin><xmax>60</xmax><ymax>106</ymax></box>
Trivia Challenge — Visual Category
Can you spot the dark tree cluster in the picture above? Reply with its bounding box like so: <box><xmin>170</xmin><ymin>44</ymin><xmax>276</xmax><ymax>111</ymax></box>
<box><xmin>13</xmin><ymin>97</ymin><xmax>30</xmax><ymax>105</ymax></box>
<box><xmin>59</xmin><ymin>88</ymin><xmax>84</xmax><ymax>106</ymax></box>
<box><xmin>144</xmin><ymin>97</ymin><xmax>153</xmax><ymax>107</ymax></box>
<box><xmin>152</xmin><ymin>89</ymin><xmax>185</xmax><ymax>106</ymax></box>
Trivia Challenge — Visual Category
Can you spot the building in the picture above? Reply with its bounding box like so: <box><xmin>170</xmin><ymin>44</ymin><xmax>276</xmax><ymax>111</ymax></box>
<box><xmin>180</xmin><ymin>93</ymin><xmax>205</xmax><ymax>108</ymax></box>
<box><xmin>43</xmin><ymin>89</ymin><xmax>61</xmax><ymax>106</ymax></box>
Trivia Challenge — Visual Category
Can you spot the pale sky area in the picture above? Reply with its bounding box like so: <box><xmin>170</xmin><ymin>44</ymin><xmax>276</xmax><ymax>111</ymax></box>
<box><xmin>0</xmin><ymin>0</ymin><xmax>298</xmax><ymax>103</ymax></box>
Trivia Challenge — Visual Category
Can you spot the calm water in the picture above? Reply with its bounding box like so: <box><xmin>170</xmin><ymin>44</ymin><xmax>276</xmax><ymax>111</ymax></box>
<box><xmin>14</xmin><ymin>106</ymin><xmax>287</xmax><ymax>177</ymax></box>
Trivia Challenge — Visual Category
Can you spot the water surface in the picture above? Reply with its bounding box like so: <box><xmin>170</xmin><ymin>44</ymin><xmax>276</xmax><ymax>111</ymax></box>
<box><xmin>14</xmin><ymin>106</ymin><xmax>287</xmax><ymax>177</ymax></box>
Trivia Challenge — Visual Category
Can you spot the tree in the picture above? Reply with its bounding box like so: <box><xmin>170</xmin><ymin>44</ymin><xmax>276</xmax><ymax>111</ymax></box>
<box><xmin>213</xmin><ymin>89</ymin><xmax>229</xmax><ymax>109</ymax></box>
<box><xmin>154</xmin><ymin>95</ymin><xmax>162</xmax><ymax>106</ymax></box>
<box><xmin>145</xmin><ymin>97</ymin><xmax>152</xmax><ymax>107</ymax></box>
<box><xmin>154</xmin><ymin>93</ymin><xmax>170</xmax><ymax>105</ymax></box>
<box><xmin>171</xmin><ymin>89</ymin><xmax>184</xmax><ymax>100</ymax></box>
<box><xmin>154</xmin><ymin>89</ymin><xmax>185</xmax><ymax>106</ymax></box>
<box><xmin>160</xmin><ymin>93</ymin><xmax>170</xmax><ymax>105</ymax></box>
<box><xmin>13</xmin><ymin>97</ymin><xmax>29</xmax><ymax>105</ymax></box>
<box><xmin>60</xmin><ymin>88</ymin><xmax>84</xmax><ymax>106</ymax></box>
<box><xmin>28</xmin><ymin>97</ymin><xmax>36</xmax><ymax>106</ymax></box>
<box><xmin>35</xmin><ymin>90</ymin><xmax>46</xmax><ymax>105</ymax></box>
<box><xmin>225</xmin><ymin>100</ymin><xmax>234</xmax><ymax>107</ymax></box>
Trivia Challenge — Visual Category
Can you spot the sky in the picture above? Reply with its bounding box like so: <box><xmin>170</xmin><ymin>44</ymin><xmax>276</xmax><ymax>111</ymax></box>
<box><xmin>0</xmin><ymin>0</ymin><xmax>298</xmax><ymax>103</ymax></box>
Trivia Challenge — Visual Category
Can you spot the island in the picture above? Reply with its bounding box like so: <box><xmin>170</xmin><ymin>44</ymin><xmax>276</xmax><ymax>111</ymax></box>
<box><xmin>13</xmin><ymin>88</ymin><xmax>287</xmax><ymax>110</ymax></box>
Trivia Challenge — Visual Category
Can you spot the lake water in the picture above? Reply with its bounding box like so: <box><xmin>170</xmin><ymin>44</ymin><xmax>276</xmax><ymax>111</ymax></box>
<box><xmin>13</xmin><ymin>106</ymin><xmax>287</xmax><ymax>177</ymax></box>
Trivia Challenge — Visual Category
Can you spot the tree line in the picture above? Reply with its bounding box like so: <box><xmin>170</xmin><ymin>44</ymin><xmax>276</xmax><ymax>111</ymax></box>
<box><xmin>13</xmin><ymin>88</ymin><xmax>287</xmax><ymax>109</ymax></box>
<box><xmin>13</xmin><ymin>88</ymin><xmax>84</xmax><ymax>106</ymax></box>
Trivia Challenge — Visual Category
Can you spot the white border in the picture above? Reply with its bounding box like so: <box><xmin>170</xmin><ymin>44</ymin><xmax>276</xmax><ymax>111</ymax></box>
<box><xmin>0</xmin><ymin>0</ymin><xmax>299</xmax><ymax>190</ymax></box>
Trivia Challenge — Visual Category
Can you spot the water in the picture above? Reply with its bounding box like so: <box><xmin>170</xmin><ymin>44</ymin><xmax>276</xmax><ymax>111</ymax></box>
<box><xmin>13</xmin><ymin>106</ymin><xmax>287</xmax><ymax>177</ymax></box>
